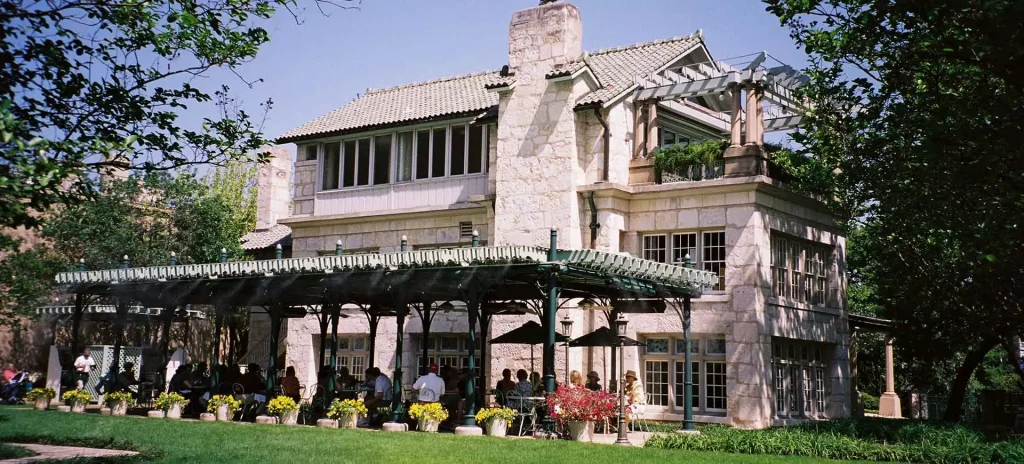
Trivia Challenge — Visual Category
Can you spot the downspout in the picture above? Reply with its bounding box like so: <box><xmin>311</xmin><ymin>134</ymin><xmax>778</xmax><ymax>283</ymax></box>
<box><xmin>587</xmin><ymin>191</ymin><xmax>600</xmax><ymax>250</ymax></box>
<box><xmin>593</xmin><ymin>107</ymin><xmax>610</xmax><ymax>182</ymax></box>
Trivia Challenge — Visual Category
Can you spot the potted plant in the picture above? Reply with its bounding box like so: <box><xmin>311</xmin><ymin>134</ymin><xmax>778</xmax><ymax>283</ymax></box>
<box><xmin>326</xmin><ymin>398</ymin><xmax>367</xmax><ymax>429</ymax></box>
<box><xmin>474</xmin><ymin>407</ymin><xmax>516</xmax><ymax>437</ymax></box>
<box><xmin>547</xmin><ymin>385</ymin><xmax>616</xmax><ymax>442</ymax></box>
<box><xmin>103</xmin><ymin>391</ymin><xmax>135</xmax><ymax>416</ymax></box>
<box><xmin>25</xmin><ymin>387</ymin><xmax>57</xmax><ymax>411</ymax></box>
<box><xmin>155</xmin><ymin>392</ymin><xmax>189</xmax><ymax>419</ymax></box>
<box><xmin>267</xmin><ymin>396</ymin><xmax>300</xmax><ymax>425</ymax></box>
<box><xmin>62</xmin><ymin>389</ymin><xmax>91</xmax><ymax>413</ymax></box>
<box><xmin>408</xmin><ymin>402</ymin><xmax>448</xmax><ymax>433</ymax></box>
<box><xmin>207</xmin><ymin>394</ymin><xmax>241</xmax><ymax>422</ymax></box>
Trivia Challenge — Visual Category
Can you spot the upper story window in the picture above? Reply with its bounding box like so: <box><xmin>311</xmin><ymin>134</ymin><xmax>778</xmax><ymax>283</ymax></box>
<box><xmin>770</xmin><ymin>234</ymin><xmax>830</xmax><ymax>305</ymax></box>
<box><xmin>642</xmin><ymin>230</ymin><xmax>726</xmax><ymax>291</ymax></box>
<box><xmin>299</xmin><ymin>144</ymin><xmax>319</xmax><ymax>161</ymax></box>
<box><xmin>658</xmin><ymin>127</ymin><xmax>691</xmax><ymax>149</ymax></box>
<box><xmin>319</xmin><ymin>122</ymin><xmax>487</xmax><ymax>192</ymax></box>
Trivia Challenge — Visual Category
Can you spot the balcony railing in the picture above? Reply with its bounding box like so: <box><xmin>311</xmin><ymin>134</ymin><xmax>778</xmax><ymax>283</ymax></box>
<box><xmin>658</xmin><ymin>161</ymin><xmax>725</xmax><ymax>184</ymax></box>
<box><xmin>313</xmin><ymin>174</ymin><xmax>488</xmax><ymax>216</ymax></box>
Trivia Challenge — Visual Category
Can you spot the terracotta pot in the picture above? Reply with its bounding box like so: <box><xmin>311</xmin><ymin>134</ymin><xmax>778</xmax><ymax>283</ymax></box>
<box><xmin>111</xmin><ymin>400</ymin><xmax>128</xmax><ymax>416</ymax></box>
<box><xmin>215</xmin><ymin>404</ymin><xmax>231</xmax><ymax>421</ymax></box>
<box><xmin>165</xmin><ymin>403</ymin><xmax>182</xmax><ymax>419</ymax></box>
<box><xmin>567</xmin><ymin>420</ymin><xmax>593</xmax><ymax>442</ymax></box>
<box><xmin>418</xmin><ymin>418</ymin><xmax>440</xmax><ymax>433</ymax></box>
<box><xmin>485</xmin><ymin>419</ymin><xmax>507</xmax><ymax>437</ymax></box>
<box><xmin>34</xmin><ymin>398</ymin><xmax>51</xmax><ymax>411</ymax></box>
<box><xmin>339</xmin><ymin>412</ymin><xmax>359</xmax><ymax>429</ymax></box>
<box><xmin>71</xmin><ymin>401</ymin><xmax>86</xmax><ymax>413</ymax></box>
<box><xmin>279</xmin><ymin>409</ymin><xmax>299</xmax><ymax>425</ymax></box>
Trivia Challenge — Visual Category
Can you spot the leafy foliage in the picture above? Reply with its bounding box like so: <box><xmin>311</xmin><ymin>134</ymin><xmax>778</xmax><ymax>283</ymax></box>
<box><xmin>103</xmin><ymin>391</ymin><xmax>136</xmax><ymax>407</ymax></box>
<box><xmin>474</xmin><ymin>407</ymin><xmax>516</xmax><ymax>424</ymax></box>
<box><xmin>407</xmin><ymin>402</ymin><xmax>448</xmax><ymax>422</ymax></box>
<box><xmin>154</xmin><ymin>392</ymin><xmax>189</xmax><ymax>411</ymax></box>
<box><xmin>763</xmin><ymin>0</ymin><xmax>1024</xmax><ymax>419</ymax></box>
<box><xmin>207</xmin><ymin>394</ymin><xmax>241</xmax><ymax>414</ymax></box>
<box><xmin>0</xmin><ymin>245</ymin><xmax>66</xmax><ymax>326</ymax></box>
<box><xmin>326</xmin><ymin>398</ymin><xmax>367</xmax><ymax>419</ymax></box>
<box><xmin>24</xmin><ymin>387</ymin><xmax>57</xmax><ymax>401</ymax></box>
<box><xmin>267</xmin><ymin>395</ymin><xmax>299</xmax><ymax>415</ymax></box>
<box><xmin>61</xmin><ymin>389</ymin><xmax>91</xmax><ymax>405</ymax></box>
<box><xmin>652</xmin><ymin>140</ymin><xmax>727</xmax><ymax>182</ymax></box>
<box><xmin>546</xmin><ymin>384</ymin><xmax>616</xmax><ymax>423</ymax></box>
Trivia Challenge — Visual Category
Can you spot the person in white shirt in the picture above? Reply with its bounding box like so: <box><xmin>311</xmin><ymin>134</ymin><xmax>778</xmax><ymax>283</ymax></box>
<box><xmin>412</xmin><ymin>362</ymin><xmax>445</xmax><ymax>402</ymax></box>
<box><xmin>73</xmin><ymin>348</ymin><xmax>95</xmax><ymax>389</ymax></box>
<box><xmin>364</xmin><ymin>367</ymin><xmax>392</xmax><ymax>413</ymax></box>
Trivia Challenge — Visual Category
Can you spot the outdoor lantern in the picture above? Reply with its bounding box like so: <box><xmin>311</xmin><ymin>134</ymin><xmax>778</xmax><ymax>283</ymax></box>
<box><xmin>560</xmin><ymin>315</ymin><xmax>574</xmax><ymax>384</ymax></box>
<box><xmin>560</xmin><ymin>314</ymin><xmax>573</xmax><ymax>336</ymax></box>
<box><xmin>614</xmin><ymin>313</ymin><xmax>628</xmax><ymax>338</ymax></box>
<box><xmin>614</xmin><ymin>313</ymin><xmax>630</xmax><ymax>445</ymax></box>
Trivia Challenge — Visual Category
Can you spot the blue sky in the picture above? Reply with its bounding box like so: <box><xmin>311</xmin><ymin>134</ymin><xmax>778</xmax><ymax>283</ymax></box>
<box><xmin>213</xmin><ymin>0</ymin><xmax>805</xmax><ymax>149</ymax></box>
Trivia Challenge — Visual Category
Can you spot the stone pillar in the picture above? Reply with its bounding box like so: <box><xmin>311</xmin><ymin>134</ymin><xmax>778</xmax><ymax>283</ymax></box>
<box><xmin>744</xmin><ymin>86</ymin><xmax>758</xmax><ymax>146</ymax></box>
<box><xmin>879</xmin><ymin>335</ymin><xmax>902</xmax><ymax>418</ymax></box>
<box><xmin>256</xmin><ymin>145</ymin><xmax>293</xmax><ymax>230</ymax></box>
<box><xmin>850</xmin><ymin>330</ymin><xmax>862</xmax><ymax>417</ymax></box>
<box><xmin>723</xmin><ymin>84</ymin><xmax>767</xmax><ymax>178</ymax></box>
<box><xmin>755</xmin><ymin>88</ymin><xmax>765</xmax><ymax>146</ymax></box>
<box><xmin>730</xmin><ymin>86</ymin><xmax>743</xmax><ymax>147</ymax></box>
<box><xmin>494</xmin><ymin>1</ymin><xmax>584</xmax><ymax>248</ymax></box>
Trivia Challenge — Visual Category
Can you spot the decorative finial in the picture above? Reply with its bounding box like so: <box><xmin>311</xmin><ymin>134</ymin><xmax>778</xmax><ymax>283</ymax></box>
<box><xmin>337</xmin><ymin>240</ymin><xmax>343</xmax><ymax>246</ymax></box>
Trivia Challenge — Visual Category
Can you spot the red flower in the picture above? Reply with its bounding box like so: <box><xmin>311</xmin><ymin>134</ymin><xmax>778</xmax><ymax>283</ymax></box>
<box><xmin>546</xmin><ymin>385</ymin><xmax>617</xmax><ymax>423</ymax></box>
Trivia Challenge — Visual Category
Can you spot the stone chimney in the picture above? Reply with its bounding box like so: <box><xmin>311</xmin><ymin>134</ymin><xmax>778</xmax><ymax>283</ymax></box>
<box><xmin>255</xmin><ymin>145</ymin><xmax>292</xmax><ymax>230</ymax></box>
<box><xmin>493</xmin><ymin>1</ymin><xmax>584</xmax><ymax>248</ymax></box>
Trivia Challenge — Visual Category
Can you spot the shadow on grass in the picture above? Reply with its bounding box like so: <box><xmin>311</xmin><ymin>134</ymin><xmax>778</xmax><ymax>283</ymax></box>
<box><xmin>1</xmin><ymin>434</ymin><xmax>160</xmax><ymax>463</ymax></box>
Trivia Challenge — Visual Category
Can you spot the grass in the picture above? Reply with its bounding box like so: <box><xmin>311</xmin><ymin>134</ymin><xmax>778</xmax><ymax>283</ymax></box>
<box><xmin>646</xmin><ymin>418</ymin><xmax>1024</xmax><ymax>463</ymax></box>
<box><xmin>0</xmin><ymin>442</ymin><xmax>35</xmax><ymax>459</ymax></box>
<box><xmin>0</xmin><ymin>406</ymin><xmax>862</xmax><ymax>464</ymax></box>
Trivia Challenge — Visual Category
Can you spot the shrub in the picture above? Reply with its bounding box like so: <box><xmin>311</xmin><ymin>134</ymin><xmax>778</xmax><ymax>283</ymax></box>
<box><xmin>474</xmin><ymin>407</ymin><xmax>516</xmax><ymax>425</ymax></box>
<box><xmin>154</xmin><ymin>392</ymin><xmax>189</xmax><ymax>411</ymax></box>
<box><xmin>652</xmin><ymin>140</ymin><xmax>728</xmax><ymax>182</ymax></box>
<box><xmin>103</xmin><ymin>391</ymin><xmax>136</xmax><ymax>407</ymax></box>
<box><xmin>266</xmin><ymin>396</ymin><xmax>298</xmax><ymax>415</ymax></box>
<box><xmin>645</xmin><ymin>418</ymin><xmax>1024</xmax><ymax>463</ymax></box>
<box><xmin>326</xmin><ymin>399</ymin><xmax>367</xmax><ymax>419</ymax></box>
<box><xmin>861</xmin><ymin>392</ymin><xmax>880</xmax><ymax>411</ymax></box>
<box><xmin>61</xmin><ymin>389</ymin><xmax>91</xmax><ymax>405</ymax></box>
<box><xmin>24</xmin><ymin>387</ymin><xmax>57</xmax><ymax>401</ymax></box>
<box><xmin>207</xmin><ymin>395</ymin><xmax>241</xmax><ymax>414</ymax></box>
<box><xmin>408</xmin><ymin>402</ymin><xmax>448</xmax><ymax>422</ymax></box>
<box><xmin>546</xmin><ymin>385</ymin><xmax>616</xmax><ymax>423</ymax></box>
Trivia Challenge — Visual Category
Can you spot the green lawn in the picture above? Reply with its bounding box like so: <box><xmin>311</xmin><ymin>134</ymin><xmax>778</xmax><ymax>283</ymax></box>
<box><xmin>0</xmin><ymin>407</ymin><xmax>855</xmax><ymax>463</ymax></box>
<box><xmin>0</xmin><ymin>442</ymin><xmax>35</xmax><ymax>459</ymax></box>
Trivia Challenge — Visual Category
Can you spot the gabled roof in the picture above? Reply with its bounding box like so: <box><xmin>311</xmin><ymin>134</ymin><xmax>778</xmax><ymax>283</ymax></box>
<box><xmin>240</xmin><ymin>224</ymin><xmax>292</xmax><ymax>250</ymax></box>
<box><xmin>279</xmin><ymin>34</ymin><xmax>703</xmax><ymax>143</ymax></box>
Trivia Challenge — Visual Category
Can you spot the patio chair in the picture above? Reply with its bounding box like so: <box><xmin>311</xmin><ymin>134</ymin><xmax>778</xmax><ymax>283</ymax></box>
<box><xmin>506</xmin><ymin>391</ymin><xmax>537</xmax><ymax>436</ymax></box>
<box><xmin>301</xmin><ymin>384</ymin><xmax>326</xmax><ymax>424</ymax></box>
<box><xmin>629</xmin><ymin>403</ymin><xmax>651</xmax><ymax>432</ymax></box>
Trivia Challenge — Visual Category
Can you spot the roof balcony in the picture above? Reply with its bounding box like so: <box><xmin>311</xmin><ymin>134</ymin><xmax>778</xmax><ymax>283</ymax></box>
<box><xmin>312</xmin><ymin>173</ymin><xmax>488</xmax><ymax>217</ymax></box>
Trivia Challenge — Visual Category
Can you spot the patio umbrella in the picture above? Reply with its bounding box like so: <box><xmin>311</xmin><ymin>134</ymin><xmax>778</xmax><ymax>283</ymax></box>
<box><xmin>490</xmin><ymin>321</ymin><xmax>570</xmax><ymax>373</ymax></box>
<box><xmin>567</xmin><ymin>326</ymin><xmax>645</xmax><ymax>347</ymax></box>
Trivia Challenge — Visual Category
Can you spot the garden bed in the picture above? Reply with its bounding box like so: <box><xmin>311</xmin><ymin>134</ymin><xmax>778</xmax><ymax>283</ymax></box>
<box><xmin>646</xmin><ymin>418</ymin><xmax>1024</xmax><ymax>463</ymax></box>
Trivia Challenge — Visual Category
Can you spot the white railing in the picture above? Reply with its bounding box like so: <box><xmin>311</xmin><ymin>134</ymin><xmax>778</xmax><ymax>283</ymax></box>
<box><xmin>313</xmin><ymin>174</ymin><xmax>488</xmax><ymax>216</ymax></box>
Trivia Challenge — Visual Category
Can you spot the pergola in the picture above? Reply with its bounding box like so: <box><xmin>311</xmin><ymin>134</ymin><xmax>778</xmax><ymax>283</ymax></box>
<box><xmin>55</xmin><ymin>231</ymin><xmax>717</xmax><ymax>431</ymax></box>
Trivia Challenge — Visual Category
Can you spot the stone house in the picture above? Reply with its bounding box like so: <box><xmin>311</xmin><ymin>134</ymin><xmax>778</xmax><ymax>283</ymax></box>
<box><xmin>253</xmin><ymin>0</ymin><xmax>848</xmax><ymax>429</ymax></box>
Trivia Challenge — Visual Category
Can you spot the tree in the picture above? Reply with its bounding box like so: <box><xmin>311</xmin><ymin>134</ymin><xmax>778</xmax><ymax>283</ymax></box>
<box><xmin>764</xmin><ymin>0</ymin><xmax>1024</xmax><ymax>420</ymax></box>
<box><xmin>0</xmin><ymin>245</ymin><xmax>65</xmax><ymax>327</ymax></box>
<box><xmin>0</xmin><ymin>0</ymin><xmax>356</xmax><ymax>248</ymax></box>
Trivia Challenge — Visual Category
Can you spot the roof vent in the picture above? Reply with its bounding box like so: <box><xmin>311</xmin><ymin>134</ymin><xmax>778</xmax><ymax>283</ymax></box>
<box><xmin>459</xmin><ymin>222</ymin><xmax>474</xmax><ymax>239</ymax></box>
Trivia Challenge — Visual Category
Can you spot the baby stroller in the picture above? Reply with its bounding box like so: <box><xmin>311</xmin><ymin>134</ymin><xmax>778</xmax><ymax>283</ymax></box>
<box><xmin>2</xmin><ymin>372</ymin><xmax>32</xmax><ymax>404</ymax></box>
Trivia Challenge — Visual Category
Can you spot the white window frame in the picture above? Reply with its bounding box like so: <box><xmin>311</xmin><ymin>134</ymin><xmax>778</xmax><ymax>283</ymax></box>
<box><xmin>414</xmin><ymin>333</ymin><xmax>480</xmax><ymax>385</ymax></box>
<box><xmin>772</xmin><ymin>338</ymin><xmax>830</xmax><ymax>420</ymax></box>
<box><xmin>331</xmin><ymin>335</ymin><xmax>369</xmax><ymax>381</ymax></box>
<box><xmin>770</xmin><ymin>234</ymin><xmax>830</xmax><ymax>306</ymax></box>
<box><xmin>641</xmin><ymin>334</ymin><xmax>728</xmax><ymax>415</ymax></box>
<box><xmin>641</xmin><ymin>230</ymin><xmax>727</xmax><ymax>292</ymax></box>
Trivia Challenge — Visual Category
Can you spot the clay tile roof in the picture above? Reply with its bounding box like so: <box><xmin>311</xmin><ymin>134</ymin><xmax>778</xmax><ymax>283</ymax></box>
<box><xmin>279</xmin><ymin>34</ymin><xmax>702</xmax><ymax>142</ymax></box>
<box><xmin>240</xmin><ymin>224</ymin><xmax>292</xmax><ymax>250</ymax></box>
<box><xmin>279</xmin><ymin>71</ymin><xmax>505</xmax><ymax>142</ymax></box>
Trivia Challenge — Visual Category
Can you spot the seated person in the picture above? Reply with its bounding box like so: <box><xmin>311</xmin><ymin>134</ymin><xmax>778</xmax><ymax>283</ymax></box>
<box><xmin>585</xmin><ymin>371</ymin><xmax>602</xmax><ymax>391</ymax></box>
<box><xmin>239</xmin><ymin>364</ymin><xmax>267</xmax><ymax>395</ymax></box>
<box><xmin>509</xmin><ymin>369</ymin><xmax>532</xmax><ymax>410</ymax></box>
<box><xmin>362</xmin><ymin>368</ymin><xmax>393</xmax><ymax>420</ymax></box>
<box><xmin>280</xmin><ymin>366</ymin><xmax>301</xmax><ymax>403</ymax></box>
<box><xmin>496</xmin><ymin>369</ymin><xmax>516</xmax><ymax>394</ymax></box>
<box><xmin>169</xmin><ymin>365</ymin><xmax>193</xmax><ymax>395</ymax></box>
<box><xmin>3</xmin><ymin>363</ymin><xmax>17</xmax><ymax>384</ymax></box>
<box><xmin>529</xmin><ymin>372</ymin><xmax>544</xmax><ymax>396</ymax></box>
<box><xmin>411</xmin><ymin>363</ymin><xmax>445</xmax><ymax>402</ymax></box>
<box><xmin>110</xmin><ymin>362</ymin><xmax>138</xmax><ymax>393</ymax></box>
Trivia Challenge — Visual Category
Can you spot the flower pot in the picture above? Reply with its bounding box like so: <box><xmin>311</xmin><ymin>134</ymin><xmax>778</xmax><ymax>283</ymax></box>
<box><xmin>165</xmin><ymin>403</ymin><xmax>182</xmax><ymax>419</ymax></box>
<box><xmin>34</xmin><ymin>398</ymin><xmax>51</xmax><ymax>411</ymax></box>
<box><xmin>418</xmin><ymin>418</ymin><xmax>440</xmax><ymax>433</ymax></box>
<box><xmin>215</xmin><ymin>404</ymin><xmax>231</xmax><ymax>422</ymax></box>
<box><xmin>71</xmin><ymin>401</ymin><xmax>86</xmax><ymax>413</ymax></box>
<box><xmin>485</xmin><ymin>419</ymin><xmax>508</xmax><ymax>437</ymax></box>
<box><xmin>111</xmin><ymin>400</ymin><xmax>128</xmax><ymax>416</ymax></box>
<box><xmin>279</xmin><ymin>409</ymin><xmax>299</xmax><ymax>425</ymax></box>
<box><xmin>339</xmin><ymin>412</ymin><xmax>359</xmax><ymax>429</ymax></box>
<box><xmin>567</xmin><ymin>420</ymin><xmax>592</xmax><ymax>442</ymax></box>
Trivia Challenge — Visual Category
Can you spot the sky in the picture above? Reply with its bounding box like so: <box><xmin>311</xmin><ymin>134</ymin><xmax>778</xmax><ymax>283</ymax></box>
<box><xmin>206</xmin><ymin>0</ymin><xmax>807</xmax><ymax>153</ymax></box>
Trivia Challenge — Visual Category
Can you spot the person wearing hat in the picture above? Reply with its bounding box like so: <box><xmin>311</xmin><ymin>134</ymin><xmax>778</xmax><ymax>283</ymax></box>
<box><xmin>412</xmin><ymin>362</ymin><xmax>445</xmax><ymax>403</ymax></box>
<box><xmin>585</xmin><ymin>371</ymin><xmax>602</xmax><ymax>391</ymax></box>
<box><xmin>624</xmin><ymin>370</ymin><xmax>646</xmax><ymax>429</ymax></box>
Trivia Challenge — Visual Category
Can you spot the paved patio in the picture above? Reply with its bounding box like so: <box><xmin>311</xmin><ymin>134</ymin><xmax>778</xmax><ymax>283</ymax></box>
<box><xmin>0</xmin><ymin>443</ymin><xmax>137</xmax><ymax>463</ymax></box>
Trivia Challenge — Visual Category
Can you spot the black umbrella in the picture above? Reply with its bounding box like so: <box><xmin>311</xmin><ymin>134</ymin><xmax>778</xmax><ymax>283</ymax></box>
<box><xmin>567</xmin><ymin>326</ymin><xmax>645</xmax><ymax>347</ymax></box>
<box><xmin>490</xmin><ymin>321</ymin><xmax>569</xmax><ymax>345</ymax></box>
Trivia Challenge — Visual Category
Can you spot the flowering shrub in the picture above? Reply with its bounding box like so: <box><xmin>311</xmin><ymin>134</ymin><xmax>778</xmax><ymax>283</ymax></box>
<box><xmin>326</xmin><ymin>398</ymin><xmax>367</xmax><ymax>419</ymax></box>
<box><xmin>62</xmin><ymin>389</ymin><xmax>91</xmax><ymax>406</ymax></box>
<box><xmin>267</xmin><ymin>396</ymin><xmax>299</xmax><ymax>415</ymax></box>
<box><xmin>155</xmin><ymin>392</ymin><xmax>189</xmax><ymax>411</ymax></box>
<box><xmin>408</xmin><ymin>402</ymin><xmax>448</xmax><ymax>422</ymax></box>
<box><xmin>207</xmin><ymin>395</ymin><xmax>241</xmax><ymax>414</ymax></box>
<box><xmin>103</xmin><ymin>391</ymin><xmax>136</xmax><ymax>407</ymax></box>
<box><xmin>546</xmin><ymin>385</ymin><xmax>616</xmax><ymax>423</ymax></box>
<box><xmin>25</xmin><ymin>387</ymin><xmax>57</xmax><ymax>401</ymax></box>
<box><xmin>474</xmin><ymin>407</ymin><xmax>516</xmax><ymax>425</ymax></box>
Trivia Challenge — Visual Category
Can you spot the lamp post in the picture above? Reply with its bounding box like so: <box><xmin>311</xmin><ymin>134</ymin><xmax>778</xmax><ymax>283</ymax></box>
<box><xmin>614</xmin><ymin>313</ymin><xmax>630</xmax><ymax>445</ymax></box>
<box><xmin>560</xmin><ymin>315</ymin><xmax>573</xmax><ymax>384</ymax></box>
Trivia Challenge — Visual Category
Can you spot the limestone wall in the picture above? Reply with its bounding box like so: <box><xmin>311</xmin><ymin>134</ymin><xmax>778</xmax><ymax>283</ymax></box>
<box><xmin>292</xmin><ymin>160</ymin><xmax>317</xmax><ymax>216</ymax></box>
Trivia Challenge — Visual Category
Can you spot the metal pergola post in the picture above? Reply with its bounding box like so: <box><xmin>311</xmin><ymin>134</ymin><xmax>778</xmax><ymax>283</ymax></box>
<box><xmin>158</xmin><ymin>306</ymin><xmax>175</xmax><ymax>391</ymax></box>
<box><xmin>327</xmin><ymin>303</ymin><xmax>341</xmax><ymax>404</ymax></box>
<box><xmin>391</xmin><ymin>299</ymin><xmax>408</xmax><ymax>423</ymax></box>
<box><xmin>266</xmin><ymin>304</ymin><xmax>283</xmax><ymax>394</ymax></box>
<box><xmin>418</xmin><ymin>303</ymin><xmax>433</xmax><ymax>377</ymax></box>
<box><xmin>462</xmin><ymin>291</ymin><xmax>481</xmax><ymax>427</ymax></box>
<box><xmin>682</xmin><ymin>294</ymin><xmax>695</xmax><ymax>431</ymax></box>
<box><xmin>542</xmin><ymin>229</ymin><xmax>559</xmax><ymax>433</ymax></box>
<box><xmin>109</xmin><ymin>298</ymin><xmax>130</xmax><ymax>385</ymax></box>
<box><xmin>367</xmin><ymin>313</ymin><xmax>379</xmax><ymax>370</ymax></box>
<box><xmin>213</xmin><ymin>306</ymin><xmax>225</xmax><ymax>385</ymax></box>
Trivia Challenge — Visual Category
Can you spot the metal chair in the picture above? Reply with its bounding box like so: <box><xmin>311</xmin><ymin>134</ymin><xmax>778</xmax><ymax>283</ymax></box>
<box><xmin>506</xmin><ymin>391</ymin><xmax>537</xmax><ymax>436</ymax></box>
<box><xmin>301</xmin><ymin>384</ymin><xmax>326</xmax><ymax>424</ymax></box>
<box><xmin>628</xmin><ymin>403</ymin><xmax>651</xmax><ymax>432</ymax></box>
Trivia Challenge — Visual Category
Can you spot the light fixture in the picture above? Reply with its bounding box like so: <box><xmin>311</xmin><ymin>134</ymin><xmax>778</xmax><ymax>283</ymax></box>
<box><xmin>614</xmin><ymin>313</ymin><xmax>630</xmax><ymax>445</ymax></box>
<box><xmin>560</xmin><ymin>314</ymin><xmax>574</xmax><ymax>384</ymax></box>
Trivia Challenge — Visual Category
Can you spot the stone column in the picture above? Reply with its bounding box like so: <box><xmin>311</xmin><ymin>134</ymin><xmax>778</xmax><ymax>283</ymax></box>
<box><xmin>730</xmin><ymin>86</ymin><xmax>743</xmax><ymax>147</ymax></box>
<box><xmin>755</xmin><ymin>87</ymin><xmax>765</xmax><ymax>146</ymax></box>
<box><xmin>878</xmin><ymin>334</ymin><xmax>902</xmax><ymax>418</ymax></box>
<box><xmin>744</xmin><ymin>85</ymin><xmax>758</xmax><ymax>146</ymax></box>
